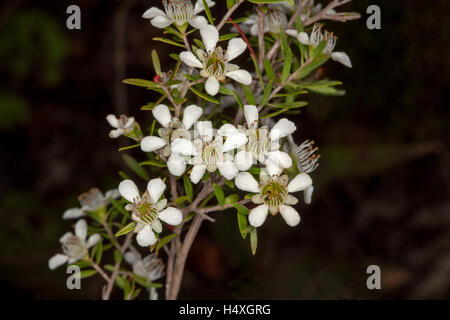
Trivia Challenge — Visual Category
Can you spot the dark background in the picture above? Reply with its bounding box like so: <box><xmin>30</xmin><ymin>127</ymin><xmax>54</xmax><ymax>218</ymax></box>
<box><xmin>0</xmin><ymin>0</ymin><xmax>449</xmax><ymax>299</ymax></box>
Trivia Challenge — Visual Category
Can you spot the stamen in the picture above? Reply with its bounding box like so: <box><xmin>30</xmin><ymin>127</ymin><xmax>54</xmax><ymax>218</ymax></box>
<box><xmin>294</xmin><ymin>140</ymin><xmax>320</xmax><ymax>173</ymax></box>
<box><xmin>163</xmin><ymin>0</ymin><xmax>194</xmax><ymax>25</ymax></box>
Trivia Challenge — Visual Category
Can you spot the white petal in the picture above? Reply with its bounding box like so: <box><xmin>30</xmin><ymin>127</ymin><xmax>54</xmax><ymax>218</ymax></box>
<box><xmin>180</xmin><ymin>51</ymin><xmax>203</xmax><ymax>68</ymax></box>
<box><xmin>235</xmin><ymin>150</ymin><xmax>253</xmax><ymax>171</ymax></box>
<box><xmin>189</xmin><ymin>15</ymin><xmax>208</xmax><ymax>29</ymax></box>
<box><xmin>194</xmin><ymin>0</ymin><xmax>215</xmax><ymax>14</ymax></box>
<box><xmin>182</xmin><ymin>105</ymin><xmax>203</xmax><ymax>129</ymax></box>
<box><xmin>142</xmin><ymin>7</ymin><xmax>166</xmax><ymax>19</ymax></box>
<box><xmin>62</xmin><ymin>207</ymin><xmax>85</xmax><ymax>220</ymax></box>
<box><xmin>222</xmin><ymin>132</ymin><xmax>248</xmax><ymax>152</ymax></box>
<box><xmin>270</xmin><ymin>118</ymin><xmax>297</xmax><ymax>141</ymax></box>
<box><xmin>331</xmin><ymin>51</ymin><xmax>352</xmax><ymax>68</ymax></box>
<box><xmin>266</xmin><ymin>161</ymin><xmax>283</xmax><ymax>177</ymax></box>
<box><xmin>86</xmin><ymin>234</ymin><xmax>101</xmax><ymax>248</ymax></box>
<box><xmin>48</xmin><ymin>254</ymin><xmax>69</xmax><ymax>270</ymax></box>
<box><xmin>287</xmin><ymin>173</ymin><xmax>313</xmax><ymax>193</ymax></box>
<box><xmin>151</xmin><ymin>15</ymin><xmax>172</xmax><ymax>29</ymax></box>
<box><xmin>123</xmin><ymin>117</ymin><xmax>135</xmax><ymax>129</ymax></box>
<box><xmin>195</xmin><ymin>121</ymin><xmax>213</xmax><ymax>143</ymax></box>
<box><xmin>235</xmin><ymin>172</ymin><xmax>259</xmax><ymax>193</ymax></box>
<box><xmin>119</xmin><ymin>179</ymin><xmax>140</xmax><ymax>203</ymax></box>
<box><xmin>75</xmin><ymin>219</ymin><xmax>87</xmax><ymax>242</ymax></box>
<box><xmin>205</xmin><ymin>76</ymin><xmax>220</xmax><ymax>96</ymax></box>
<box><xmin>218</xmin><ymin>123</ymin><xmax>238</xmax><ymax>137</ymax></box>
<box><xmin>267</xmin><ymin>151</ymin><xmax>293</xmax><ymax>169</ymax></box>
<box><xmin>304</xmin><ymin>185</ymin><xmax>314</xmax><ymax>205</ymax></box>
<box><xmin>152</xmin><ymin>220</ymin><xmax>163</xmax><ymax>233</ymax></box>
<box><xmin>167</xmin><ymin>153</ymin><xmax>186</xmax><ymax>176</ymax></box>
<box><xmin>226</xmin><ymin>37</ymin><xmax>247</xmax><ymax>62</ymax></box>
<box><xmin>105</xmin><ymin>189</ymin><xmax>120</xmax><ymax>200</ymax></box>
<box><xmin>244</xmin><ymin>105</ymin><xmax>259</xmax><ymax>127</ymax></box>
<box><xmin>141</xmin><ymin>136</ymin><xmax>167</xmax><ymax>152</ymax></box>
<box><xmin>106</xmin><ymin>114</ymin><xmax>119</xmax><ymax>128</ymax></box>
<box><xmin>279</xmin><ymin>205</ymin><xmax>301</xmax><ymax>227</ymax></box>
<box><xmin>59</xmin><ymin>232</ymin><xmax>73</xmax><ymax>243</ymax></box>
<box><xmin>226</xmin><ymin>69</ymin><xmax>252</xmax><ymax>85</ymax></box>
<box><xmin>249</xmin><ymin>204</ymin><xmax>269</xmax><ymax>227</ymax></box>
<box><xmin>137</xmin><ymin>225</ymin><xmax>157</xmax><ymax>247</ymax></box>
<box><xmin>190</xmin><ymin>164</ymin><xmax>207</xmax><ymax>184</ymax></box>
<box><xmin>200</xmin><ymin>25</ymin><xmax>219</xmax><ymax>52</ymax></box>
<box><xmin>158</xmin><ymin>207</ymin><xmax>183</xmax><ymax>226</ymax></box>
<box><xmin>297</xmin><ymin>32</ymin><xmax>310</xmax><ymax>45</ymax></box>
<box><xmin>171</xmin><ymin>138</ymin><xmax>195</xmax><ymax>156</ymax></box>
<box><xmin>124</xmin><ymin>251</ymin><xmax>140</xmax><ymax>265</ymax></box>
<box><xmin>285</xmin><ymin>29</ymin><xmax>299</xmax><ymax>38</ymax></box>
<box><xmin>218</xmin><ymin>162</ymin><xmax>239</xmax><ymax>180</ymax></box>
<box><xmin>152</xmin><ymin>104</ymin><xmax>172</xmax><ymax>127</ymax></box>
<box><xmin>147</xmin><ymin>178</ymin><xmax>166</xmax><ymax>204</ymax></box>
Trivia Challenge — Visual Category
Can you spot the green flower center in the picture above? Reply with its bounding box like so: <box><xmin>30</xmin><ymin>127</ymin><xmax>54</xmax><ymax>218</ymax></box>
<box><xmin>137</xmin><ymin>203</ymin><xmax>159</xmax><ymax>225</ymax></box>
<box><xmin>261</xmin><ymin>182</ymin><xmax>288</xmax><ymax>207</ymax></box>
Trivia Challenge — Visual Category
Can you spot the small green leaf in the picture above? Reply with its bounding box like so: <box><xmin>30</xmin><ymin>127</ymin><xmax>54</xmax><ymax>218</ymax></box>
<box><xmin>281</xmin><ymin>47</ymin><xmax>293</xmax><ymax>83</ymax></box>
<box><xmin>139</xmin><ymin>160</ymin><xmax>167</xmax><ymax>168</ymax></box>
<box><xmin>114</xmin><ymin>249</ymin><xmax>123</xmax><ymax>264</ymax></box>
<box><xmin>250</xmin><ymin>228</ymin><xmax>258</xmax><ymax>255</ymax></box>
<box><xmin>119</xmin><ymin>144</ymin><xmax>140</xmax><ymax>152</ymax></box>
<box><xmin>202</xmin><ymin>0</ymin><xmax>214</xmax><ymax>25</ymax></box>
<box><xmin>224</xmin><ymin>194</ymin><xmax>239</xmax><ymax>204</ymax></box>
<box><xmin>122</xmin><ymin>154</ymin><xmax>149</xmax><ymax>180</ymax></box>
<box><xmin>175</xmin><ymin>195</ymin><xmax>190</xmax><ymax>206</ymax></box>
<box><xmin>189</xmin><ymin>87</ymin><xmax>219</xmax><ymax>104</ymax></box>
<box><xmin>213</xmin><ymin>184</ymin><xmax>225</xmax><ymax>206</ymax></box>
<box><xmin>153</xmin><ymin>37</ymin><xmax>185</xmax><ymax>48</ymax></box>
<box><xmin>234</xmin><ymin>203</ymin><xmax>249</xmax><ymax>215</ymax></box>
<box><xmin>110</xmin><ymin>199</ymin><xmax>129</xmax><ymax>216</ymax></box>
<box><xmin>183</xmin><ymin>175</ymin><xmax>194</xmax><ymax>202</ymax></box>
<box><xmin>115</xmin><ymin>222</ymin><xmax>136</xmax><ymax>237</ymax></box>
<box><xmin>123</xmin><ymin>79</ymin><xmax>158</xmax><ymax>88</ymax></box>
<box><xmin>264</xmin><ymin>58</ymin><xmax>276</xmax><ymax>81</ymax></box>
<box><xmin>151</xmin><ymin>50</ymin><xmax>162</xmax><ymax>76</ymax></box>
<box><xmin>237</xmin><ymin>212</ymin><xmax>248</xmax><ymax>239</ymax></box>
<box><xmin>80</xmin><ymin>269</ymin><xmax>97</xmax><ymax>279</ymax></box>
<box><xmin>156</xmin><ymin>234</ymin><xmax>177</xmax><ymax>252</ymax></box>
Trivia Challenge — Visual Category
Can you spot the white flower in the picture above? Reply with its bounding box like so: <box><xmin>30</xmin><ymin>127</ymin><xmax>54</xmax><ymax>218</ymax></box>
<box><xmin>63</xmin><ymin>188</ymin><xmax>120</xmax><ymax>220</ymax></box>
<box><xmin>171</xmin><ymin>121</ymin><xmax>246</xmax><ymax>183</ymax></box>
<box><xmin>142</xmin><ymin>0</ymin><xmax>215</xmax><ymax>30</ymax></box>
<box><xmin>140</xmin><ymin>104</ymin><xmax>203</xmax><ymax>176</ymax></box>
<box><xmin>124</xmin><ymin>248</ymin><xmax>165</xmax><ymax>300</ymax></box>
<box><xmin>239</xmin><ymin>8</ymin><xmax>287</xmax><ymax>36</ymax></box>
<box><xmin>286</xmin><ymin>23</ymin><xmax>352</xmax><ymax>68</ymax></box>
<box><xmin>235</xmin><ymin>169</ymin><xmax>312</xmax><ymax>228</ymax></box>
<box><xmin>179</xmin><ymin>25</ymin><xmax>252</xmax><ymax>96</ymax></box>
<box><xmin>48</xmin><ymin>219</ymin><xmax>101</xmax><ymax>270</ymax></box>
<box><xmin>106</xmin><ymin>114</ymin><xmax>136</xmax><ymax>138</ymax></box>
<box><xmin>287</xmin><ymin>136</ymin><xmax>320</xmax><ymax>204</ymax></box>
<box><xmin>232</xmin><ymin>105</ymin><xmax>296</xmax><ymax>172</ymax></box>
<box><xmin>119</xmin><ymin>179</ymin><xmax>183</xmax><ymax>247</ymax></box>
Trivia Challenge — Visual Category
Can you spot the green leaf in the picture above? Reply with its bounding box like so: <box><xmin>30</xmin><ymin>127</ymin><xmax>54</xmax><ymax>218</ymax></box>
<box><xmin>139</xmin><ymin>160</ymin><xmax>167</xmax><ymax>168</ymax></box>
<box><xmin>250</xmin><ymin>228</ymin><xmax>258</xmax><ymax>255</ymax></box>
<box><xmin>132</xmin><ymin>273</ymin><xmax>163</xmax><ymax>289</ymax></box>
<box><xmin>114</xmin><ymin>249</ymin><xmax>123</xmax><ymax>264</ymax></box>
<box><xmin>233</xmin><ymin>203</ymin><xmax>249</xmax><ymax>215</ymax></box>
<box><xmin>242</xmin><ymin>85</ymin><xmax>256</xmax><ymax>106</ymax></box>
<box><xmin>122</xmin><ymin>154</ymin><xmax>149</xmax><ymax>180</ymax></box>
<box><xmin>268</xmin><ymin>101</ymin><xmax>308</xmax><ymax>109</ymax></box>
<box><xmin>251</xmin><ymin>54</ymin><xmax>264</xmax><ymax>90</ymax></box>
<box><xmin>115</xmin><ymin>222</ymin><xmax>136</xmax><ymax>237</ymax></box>
<box><xmin>80</xmin><ymin>269</ymin><xmax>97</xmax><ymax>279</ymax></box>
<box><xmin>202</xmin><ymin>0</ymin><xmax>214</xmax><ymax>25</ymax></box>
<box><xmin>312</xmin><ymin>39</ymin><xmax>327</xmax><ymax>59</ymax></box>
<box><xmin>260</xmin><ymin>108</ymin><xmax>290</xmax><ymax>119</ymax></box>
<box><xmin>189</xmin><ymin>87</ymin><xmax>219</xmax><ymax>104</ymax></box>
<box><xmin>153</xmin><ymin>37</ymin><xmax>185</xmax><ymax>48</ymax></box>
<box><xmin>213</xmin><ymin>184</ymin><xmax>225</xmax><ymax>206</ymax></box>
<box><xmin>123</xmin><ymin>79</ymin><xmax>158</xmax><ymax>88</ymax></box>
<box><xmin>151</xmin><ymin>50</ymin><xmax>162</xmax><ymax>76</ymax></box>
<box><xmin>183</xmin><ymin>175</ymin><xmax>194</xmax><ymax>202</ymax></box>
<box><xmin>237</xmin><ymin>212</ymin><xmax>248</xmax><ymax>239</ymax></box>
<box><xmin>260</xmin><ymin>80</ymin><xmax>273</xmax><ymax>108</ymax></box>
<box><xmin>279</xmin><ymin>26</ymin><xmax>289</xmax><ymax>58</ymax></box>
<box><xmin>264</xmin><ymin>58</ymin><xmax>276</xmax><ymax>81</ymax></box>
<box><xmin>219</xmin><ymin>33</ymin><xmax>238</xmax><ymax>41</ymax></box>
<box><xmin>110</xmin><ymin>199</ymin><xmax>129</xmax><ymax>216</ymax></box>
<box><xmin>119</xmin><ymin>144</ymin><xmax>140</xmax><ymax>152</ymax></box>
<box><xmin>92</xmin><ymin>240</ymin><xmax>103</xmax><ymax>264</ymax></box>
<box><xmin>175</xmin><ymin>195</ymin><xmax>190</xmax><ymax>206</ymax></box>
<box><xmin>281</xmin><ymin>47</ymin><xmax>293</xmax><ymax>83</ymax></box>
<box><xmin>224</xmin><ymin>194</ymin><xmax>239</xmax><ymax>204</ymax></box>
<box><xmin>156</xmin><ymin>234</ymin><xmax>177</xmax><ymax>252</ymax></box>
<box><xmin>297</xmin><ymin>80</ymin><xmax>342</xmax><ymax>88</ymax></box>
<box><xmin>296</xmin><ymin>55</ymin><xmax>330</xmax><ymax>80</ymax></box>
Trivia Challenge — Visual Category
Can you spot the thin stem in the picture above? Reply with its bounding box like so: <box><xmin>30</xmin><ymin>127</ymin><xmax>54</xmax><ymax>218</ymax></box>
<box><xmin>88</xmin><ymin>258</ymin><xmax>110</xmax><ymax>283</ymax></box>
<box><xmin>216</xmin><ymin>0</ymin><xmax>245</xmax><ymax>31</ymax></box>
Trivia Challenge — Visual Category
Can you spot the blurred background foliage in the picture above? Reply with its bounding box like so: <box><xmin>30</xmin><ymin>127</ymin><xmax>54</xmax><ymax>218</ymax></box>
<box><xmin>0</xmin><ymin>0</ymin><xmax>449</xmax><ymax>299</ymax></box>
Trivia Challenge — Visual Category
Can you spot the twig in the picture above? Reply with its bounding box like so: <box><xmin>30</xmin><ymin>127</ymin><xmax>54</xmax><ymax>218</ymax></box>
<box><xmin>216</xmin><ymin>0</ymin><xmax>245</xmax><ymax>31</ymax></box>
<box><xmin>88</xmin><ymin>258</ymin><xmax>111</xmax><ymax>283</ymax></box>
<box><xmin>197</xmin><ymin>199</ymin><xmax>251</xmax><ymax>214</ymax></box>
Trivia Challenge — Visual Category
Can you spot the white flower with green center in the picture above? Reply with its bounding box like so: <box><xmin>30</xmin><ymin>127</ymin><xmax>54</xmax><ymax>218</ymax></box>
<box><xmin>124</xmin><ymin>249</ymin><xmax>165</xmax><ymax>300</ymax></box>
<box><xmin>48</xmin><ymin>219</ymin><xmax>101</xmax><ymax>270</ymax></box>
<box><xmin>179</xmin><ymin>25</ymin><xmax>252</xmax><ymax>96</ymax></box>
<box><xmin>119</xmin><ymin>179</ymin><xmax>183</xmax><ymax>247</ymax></box>
<box><xmin>142</xmin><ymin>0</ymin><xmax>215</xmax><ymax>30</ymax></box>
<box><xmin>228</xmin><ymin>105</ymin><xmax>296</xmax><ymax>173</ymax></box>
<box><xmin>235</xmin><ymin>170</ymin><xmax>313</xmax><ymax>227</ymax></box>
<box><xmin>140</xmin><ymin>104</ymin><xmax>202</xmax><ymax>176</ymax></box>
<box><xmin>287</xmin><ymin>136</ymin><xmax>320</xmax><ymax>205</ymax></box>
<box><xmin>63</xmin><ymin>188</ymin><xmax>120</xmax><ymax>219</ymax></box>
<box><xmin>106</xmin><ymin>114</ymin><xmax>136</xmax><ymax>138</ymax></box>
<box><xmin>286</xmin><ymin>23</ymin><xmax>352</xmax><ymax>68</ymax></box>
<box><xmin>171</xmin><ymin>121</ymin><xmax>247</xmax><ymax>184</ymax></box>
